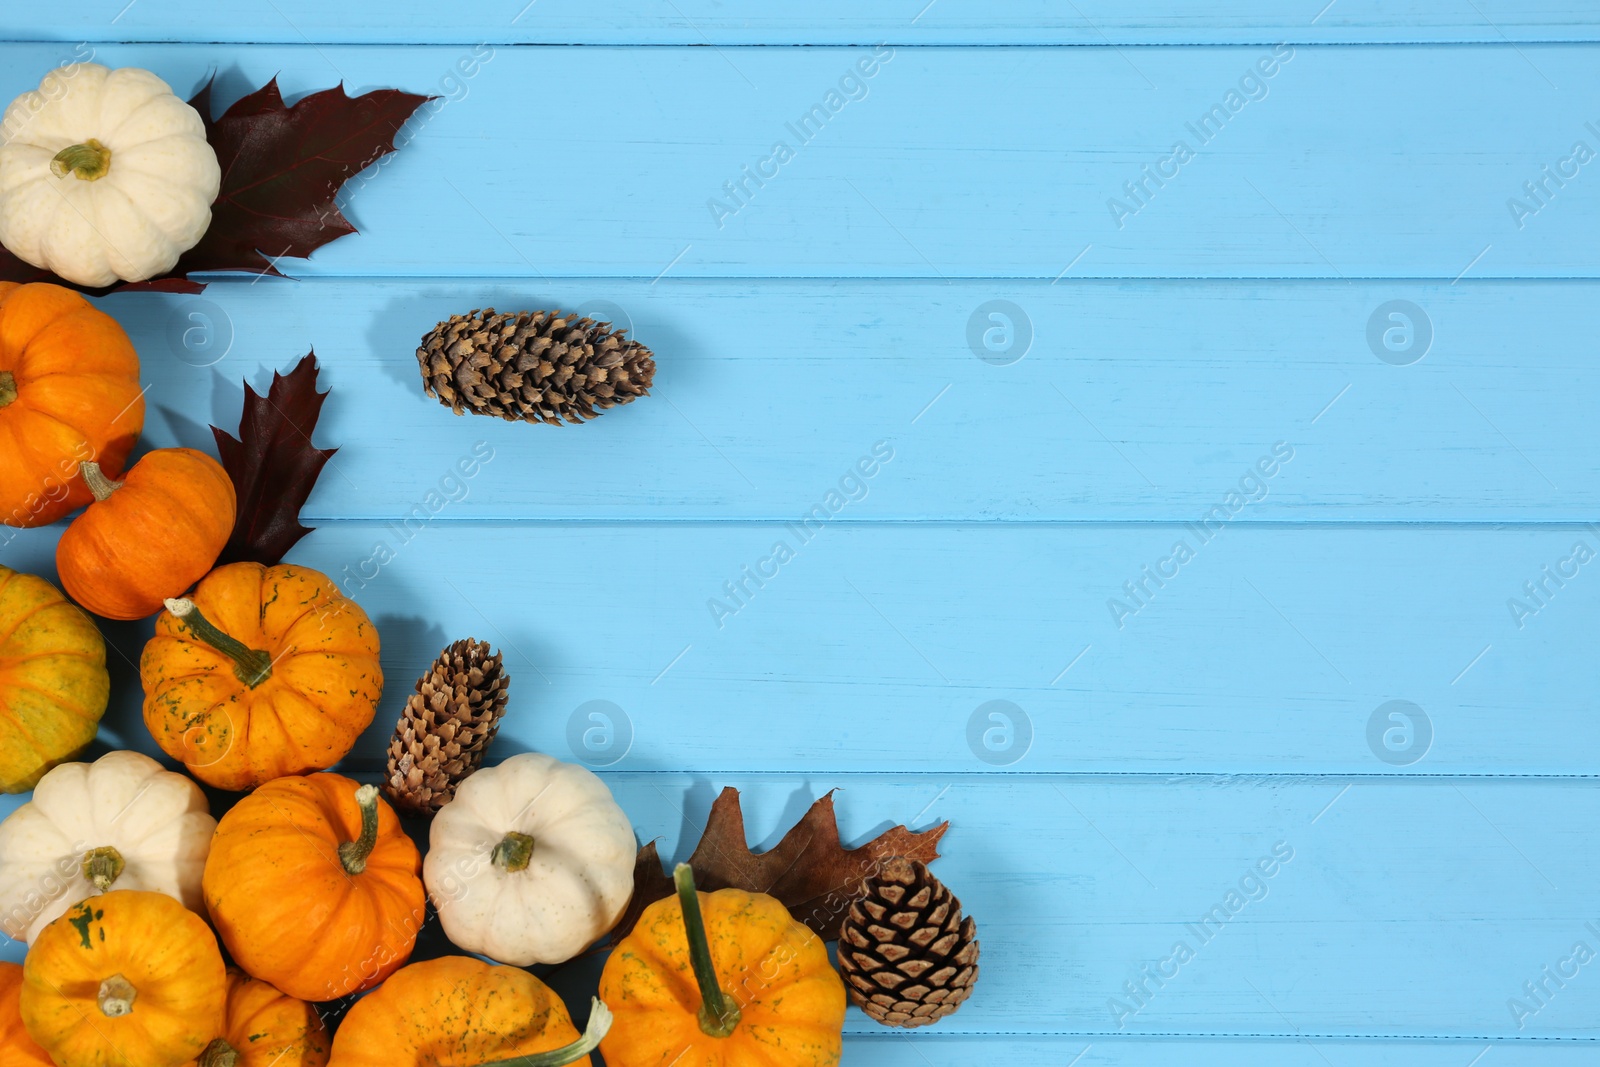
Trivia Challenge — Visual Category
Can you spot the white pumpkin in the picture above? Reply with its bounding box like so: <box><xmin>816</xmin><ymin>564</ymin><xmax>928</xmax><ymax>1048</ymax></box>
<box><xmin>0</xmin><ymin>749</ymin><xmax>215</xmax><ymax>943</ymax></box>
<box><xmin>0</xmin><ymin>63</ymin><xmax>221</xmax><ymax>286</ymax></box>
<box><xmin>425</xmin><ymin>752</ymin><xmax>637</xmax><ymax>965</ymax></box>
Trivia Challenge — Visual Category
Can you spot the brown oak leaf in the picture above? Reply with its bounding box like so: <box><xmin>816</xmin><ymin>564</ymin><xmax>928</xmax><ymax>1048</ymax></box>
<box><xmin>611</xmin><ymin>787</ymin><xmax>949</xmax><ymax>944</ymax></box>
<box><xmin>211</xmin><ymin>352</ymin><xmax>337</xmax><ymax>566</ymax></box>
<box><xmin>0</xmin><ymin>75</ymin><xmax>430</xmax><ymax>294</ymax></box>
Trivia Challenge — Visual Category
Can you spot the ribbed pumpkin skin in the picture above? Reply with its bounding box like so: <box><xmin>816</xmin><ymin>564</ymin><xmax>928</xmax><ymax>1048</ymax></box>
<box><xmin>20</xmin><ymin>890</ymin><xmax>226</xmax><ymax>1067</ymax></box>
<box><xmin>203</xmin><ymin>773</ymin><xmax>424</xmax><ymax>1002</ymax></box>
<box><xmin>0</xmin><ymin>962</ymin><xmax>54</xmax><ymax>1067</ymax></box>
<box><xmin>56</xmin><ymin>447</ymin><xmax>236</xmax><ymax>620</ymax></box>
<box><xmin>0</xmin><ymin>565</ymin><xmax>109</xmax><ymax>792</ymax></box>
<box><xmin>140</xmin><ymin>563</ymin><xmax>382</xmax><ymax>790</ymax></box>
<box><xmin>0</xmin><ymin>282</ymin><xmax>144</xmax><ymax>528</ymax></box>
<box><xmin>599</xmin><ymin>888</ymin><xmax>846</xmax><ymax>1067</ymax></box>
<box><xmin>181</xmin><ymin>969</ymin><xmax>331</xmax><ymax>1067</ymax></box>
<box><xmin>329</xmin><ymin>956</ymin><xmax>588</xmax><ymax>1067</ymax></box>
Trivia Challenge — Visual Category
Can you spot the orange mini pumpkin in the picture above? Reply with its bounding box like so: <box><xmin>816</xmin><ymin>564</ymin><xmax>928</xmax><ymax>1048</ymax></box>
<box><xmin>0</xmin><ymin>282</ymin><xmax>144</xmax><ymax>529</ymax></box>
<box><xmin>203</xmin><ymin>774</ymin><xmax>423</xmax><ymax>1002</ymax></box>
<box><xmin>0</xmin><ymin>961</ymin><xmax>54</xmax><ymax>1067</ymax></box>
<box><xmin>140</xmin><ymin>562</ymin><xmax>382</xmax><ymax>790</ymax></box>
<box><xmin>329</xmin><ymin>956</ymin><xmax>609</xmax><ymax>1067</ymax></box>
<box><xmin>20</xmin><ymin>890</ymin><xmax>226</xmax><ymax>1067</ymax></box>
<box><xmin>184</xmin><ymin>969</ymin><xmax>330</xmax><ymax>1067</ymax></box>
<box><xmin>56</xmin><ymin>448</ymin><xmax>236</xmax><ymax>620</ymax></box>
<box><xmin>599</xmin><ymin>864</ymin><xmax>846</xmax><ymax>1067</ymax></box>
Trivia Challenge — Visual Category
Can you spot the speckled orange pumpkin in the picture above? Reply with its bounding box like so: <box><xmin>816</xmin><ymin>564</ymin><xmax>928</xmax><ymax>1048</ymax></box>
<box><xmin>329</xmin><ymin>956</ymin><xmax>604</xmax><ymax>1067</ymax></box>
<box><xmin>203</xmin><ymin>774</ymin><xmax>423</xmax><ymax>1002</ymax></box>
<box><xmin>599</xmin><ymin>865</ymin><xmax>845</xmax><ymax>1067</ymax></box>
<box><xmin>0</xmin><ymin>282</ymin><xmax>144</xmax><ymax>529</ymax></box>
<box><xmin>20</xmin><ymin>890</ymin><xmax>226</xmax><ymax>1067</ymax></box>
<box><xmin>183</xmin><ymin>969</ymin><xmax>330</xmax><ymax>1067</ymax></box>
<box><xmin>0</xmin><ymin>961</ymin><xmax>54</xmax><ymax>1067</ymax></box>
<box><xmin>139</xmin><ymin>562</ymin><xmax>382</xmax><ymax>790</ymax></box>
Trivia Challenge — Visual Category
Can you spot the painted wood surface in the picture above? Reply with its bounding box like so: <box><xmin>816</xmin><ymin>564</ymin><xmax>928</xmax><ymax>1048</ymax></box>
<box><xmin>17</xmin><ymin>2</ymin><xmax>1600</xmax><ymax>45</ymax></box>
<box><xmin>3</xmin><ymin>44</ymin><xmax>1599</xmax><ymax>279</ymax></box>
<box><xmin>0</xmin><ymin>7</ymin><xmax>1596</xmax><ymax>1064</ymax></box>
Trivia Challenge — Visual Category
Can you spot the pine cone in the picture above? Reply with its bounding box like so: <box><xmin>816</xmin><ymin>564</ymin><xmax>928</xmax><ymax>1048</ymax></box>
<box><xmin>417</xmin><ymin>308</ymin><xmax>654</xmax><ymax>425</ymax></box>
<box><xmin>383</xmin><ymin>639</ymin><xmax>510</xmax><ymax>818</ymax></box>
<box><xmin>838</xmin><ymin>858</ymin><xmax>979</xmax><ymax>1028</ymax></box>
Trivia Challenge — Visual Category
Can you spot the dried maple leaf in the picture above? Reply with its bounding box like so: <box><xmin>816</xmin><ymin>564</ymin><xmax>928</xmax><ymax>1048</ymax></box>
<box><xmin>0</xmin><ymin>75</ymin><xmax>429</xmax><ymax>294</ymax></box>
<box><xmin>211</xmin><ymin>352</ymin><xmax>338</xmax><ymax>566</ymax></box>
<box><xmin>611</xmin><ymin>787</ymin><xmax>949</xmax><ymax>944</ymax></box>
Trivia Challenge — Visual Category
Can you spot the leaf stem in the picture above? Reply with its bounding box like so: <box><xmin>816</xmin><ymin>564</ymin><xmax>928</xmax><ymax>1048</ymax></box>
<box><xmin>164</xmin><ymin>598</ymin><xmax>273</xmax><ymax>688</ymax></box>
<box><xmin>675</xmin><ymin>863</ymin><xmax>741</xmax><ymax>1038</ymax></box>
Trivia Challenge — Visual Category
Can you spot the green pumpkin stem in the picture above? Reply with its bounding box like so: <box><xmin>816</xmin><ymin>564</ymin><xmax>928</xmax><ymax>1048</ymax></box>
<box><xmin>197</xmin><ymin>1038</ymin><xmax>240</xmax><ymax>1067</ymax></box>
<box><xmin>51</xmin><ymin>139</ymin><xmax>112</xmax><ymax>181</ymax></box>
<box><xmin>81</xmin><ymin>845</ymin><xmax>125</xmax><ymax>891</ymax></box>
<box><xmin>0</xmin><ymin>371</ymin><xmax>16</xmax><ymax>408</ymax></box>
<box><xmin>675</xmin><ymin>863</ymin><xmax>742</xmax><ymax>1038</ymax></box>
<box><xmin>78</xmin><ymin>461</ymin><xmax>123</xmax><ymax>502</ymax></box>
<box><xmin>338</xmin><ymin>785</ymin><xmax>382</xmax><ymax>875</ymax></box>
<box><xmin>474</xmin><ymin>998</ymin><xmax>612</xmax><ymax>1067</ymax></box>
<box><xmin>163</xmin><ymin>598</ymin><xmax>274</xmax><ymax>689</ymax></box>
<box><xmin>492</xmin><ymin>831</ymin><xmax>537</xmax><ymax>873</ymax></box>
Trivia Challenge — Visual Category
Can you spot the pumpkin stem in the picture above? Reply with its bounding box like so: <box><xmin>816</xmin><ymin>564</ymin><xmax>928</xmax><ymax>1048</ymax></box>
<box><xmin>81</xmin><ymin>846</ymin><xmax>125</xmax><ymax>891</ymax></box>
<box><xmin>491</xmin><ymin>831</ymin><xmax>536</xmax><ymax>873</ymax></box>
<box><xmin>51</xmin><ymin>139</ymin><xmax>112</xmax><ymax>182</ymax></box>
<box><xmin>338</xmin><ymin>784</ymin><xmax>382</xmax><ymax>875</ymax></box>
<box><xmin>164</xmin><ymin>598</ymin><xmax>274</xmax><ymax>689</ymax></box>
<box><xmin>675</xmin><ymin>863</ymin><xmax>742</xmax><ymax>1038</ymax></box>
<box><xmin>476</xmin><ymin>998</ymin><xmax>613</xmax><ymax>1067</ymax></box>
<box><xmin>97</xmin><ymin>974</ymin><xmax>137</xmax><ymax>1017</ymax></box>
<box><xmin>0</xmin><ymin>371</ymin><xmax>15</xmax><ymax>408</ymax></box>
<box><xmin>197</xmin><ymin>1039</ymin><xmax>240</xmax><ymax>1067</ymax></box>
<box><xmin>78</xmin><ymin>461</ymin><xmax>123</xmax><ymax>502</ymax></box>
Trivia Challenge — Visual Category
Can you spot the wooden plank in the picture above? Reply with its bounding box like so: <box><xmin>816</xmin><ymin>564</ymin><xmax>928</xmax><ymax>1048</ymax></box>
<box><xmin>5</xmin><ymin>774</ymin><xmax>1599</xmax><ymax>1042</ymax></box>
<box><xmin>3</xmin><ymin>44</ymin><xmax>1597</xmax><ymax>279</ymax></box>
<box><xmin>12</xmin><ymin>2</ymin><xmax>1600</xmax><ymax>45</ymax></box>
<box><xmin>2</xmin><ymin>520</ymin><xmax>1595</xmax><ymax>774</ymax></box>
<box><xmin>80</xmin><ymin>278</ymin><xmax>1600</xmax><ymax>522</ymax></box>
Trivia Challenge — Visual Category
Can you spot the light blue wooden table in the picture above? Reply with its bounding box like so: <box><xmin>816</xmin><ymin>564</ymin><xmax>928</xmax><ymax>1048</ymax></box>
<box><xmin>3</xmin><ymin>3</ymin><xmax>1599</xmax><ymax>1063</ymax></box>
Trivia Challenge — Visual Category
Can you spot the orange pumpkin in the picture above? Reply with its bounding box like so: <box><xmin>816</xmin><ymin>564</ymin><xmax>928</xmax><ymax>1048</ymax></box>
<box><xmin>203</xmin><ymin>774</ymin><xmax>423</xmax><ymax>1002</ymax></box>
<box><xmin>20</xmin><ymin>890</ymin><xmax>226</xmax><ymax>1067</ymax></box>
<box><xmin>329</xmin><ymin>956</ymin><xmax>609</xmax><ymax>1067</ymax></box>
<box><xmin>599</xmin><ymin>864</ymin><xmax>846</xmax><ymax>1067</ymax></box>
<box><xmin>55</xmin><ymin>447</ymin><xmax>236</xmax><ymax>620</ymax></box>
<box><xmin>184</xmin><ymin>969</ymin><xmax>330</xmax><ymax>1067</ymax></box>
<box><xmin>140</xmin><ymin>562</ymin><xmax>382</xmax><ymax>790</ymax></box>
<box><xmin>0</xmin><ymin>961</ymin><xmax>54</xmax><ymax>1067</ymax></box>
<box><xmin>0</xmin><ymin>282</ymin><xmax>144</xmax><ymax>529</ymax></box>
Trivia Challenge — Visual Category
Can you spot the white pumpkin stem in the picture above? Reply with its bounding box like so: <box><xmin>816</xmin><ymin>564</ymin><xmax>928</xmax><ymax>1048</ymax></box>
<box><xmin>51</xmin><ymin>139</ymin><xmax>112</xmax><ymax>182</ymax></box>
<box><xmin>491</xmin><ymin>831</ymin><xmax>536</xmax><ymax>873</ymax></box>
<box><xmin>164</xmin><ymin>597</ymin><xmax>274</xmax><ymax>688</ymax></box>
<box><xmin>78</xmin><ymin>461</ymin><xmax>123</xmax><ymax>502</ymax></box>
<box><xmin>81</xmin><ymin>845</ymin><xmax>125</xmax><ymax>891</ymax></box>
<box><xmin>476</xmin><ymin>999</ymin><xmax>612</xmax><ymax>1067</ymax></box>
<box><xmin>338</xmin><ymin>785</ymin><xmax>382</xmax><ymax>875</ymax></box>
<box><xmin>675</xmin><ymin>863</ymin><xmax>742</xmax><ymax>1038</ymax></box>
<box><xmin>97</xmin><ymin>973</ymin><xmax>137</xmax><ymax>1017</ymax></box>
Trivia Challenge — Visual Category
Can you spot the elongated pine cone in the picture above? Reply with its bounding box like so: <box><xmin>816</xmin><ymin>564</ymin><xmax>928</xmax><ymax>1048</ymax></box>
<box><xmin>383</xmin><ymin>638</ymin><xmax>510</xmax><ymax>818</ymax></box>
<box><xmin>838</xmin><ymin>858</ymin><xmax>979</xmax><ymax>1028</ymax></box>
<box><xmin>417</xmin><ymin>308</ymin><xmax>655</xmax><ymax>425</ymax></box>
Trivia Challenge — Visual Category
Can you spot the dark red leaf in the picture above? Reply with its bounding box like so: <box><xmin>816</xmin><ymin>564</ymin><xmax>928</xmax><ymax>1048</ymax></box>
<box><xmin>211</xmin><ymin>352</ymin><xmax>338</xmax><ymax>566</ymax></box>
<box><xmin>0</xmin><ymin>74</ymin><xmax>430</xmax><ymax>293</ymax></box>
<box><xmin>610</xmin><ymin>787</ymin><xmax>950</xmax><ymax>945</ymax></box>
